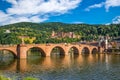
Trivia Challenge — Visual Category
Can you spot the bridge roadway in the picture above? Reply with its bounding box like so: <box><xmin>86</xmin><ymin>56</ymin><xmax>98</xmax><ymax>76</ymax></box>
<box><xmin>0</xmin><ymin>43</ymin><xmax>104</xmax><ymax>59</ymax></box>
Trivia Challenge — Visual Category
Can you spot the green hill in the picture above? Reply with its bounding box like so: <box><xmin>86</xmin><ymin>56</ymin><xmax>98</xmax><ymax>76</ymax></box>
<box><xmin>0</xmin><ymin>22</ymin><xmax>120</xmax><ymax>44</ymax></box>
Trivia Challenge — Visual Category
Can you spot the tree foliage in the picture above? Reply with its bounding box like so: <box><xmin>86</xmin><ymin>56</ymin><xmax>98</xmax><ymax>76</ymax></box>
<box><xmin>0</xmin><ymin>22</ymin><xmax>120</xmax><ymax>44</ymax></box>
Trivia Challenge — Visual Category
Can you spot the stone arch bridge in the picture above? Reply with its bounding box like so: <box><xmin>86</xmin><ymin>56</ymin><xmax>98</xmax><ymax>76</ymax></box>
<box><xmin>0</xmin><ymin>43</ymin><xmax>104</xmax><ymax>59</ymax></box>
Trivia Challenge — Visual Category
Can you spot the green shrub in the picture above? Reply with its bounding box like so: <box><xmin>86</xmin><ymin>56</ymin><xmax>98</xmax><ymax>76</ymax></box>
<box><xmin>0</xmin><ymin>75</ymin><xmax>11</xmax><ymax>80</ymax></box>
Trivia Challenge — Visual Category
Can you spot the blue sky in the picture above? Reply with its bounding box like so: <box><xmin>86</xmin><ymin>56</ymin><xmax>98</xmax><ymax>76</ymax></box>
<box><xmin>0</xmin><ymin>0</ymin><xmax>120</xmax><ymax>25</ymax></box>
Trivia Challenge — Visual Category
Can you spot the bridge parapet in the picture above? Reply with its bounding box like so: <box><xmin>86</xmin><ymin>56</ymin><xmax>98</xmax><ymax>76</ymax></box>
<box><xmin>0</xmin><ymin>44</ymin><xmax>17</xmax><ymax>47</ymax></box>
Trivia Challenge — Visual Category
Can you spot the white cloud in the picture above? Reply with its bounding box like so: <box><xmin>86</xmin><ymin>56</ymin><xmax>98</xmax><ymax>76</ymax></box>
<box><xmin>105</xmin><ymin>0</ymin><xmax>120</xmax><ymax>12</ymax></box>
<box><xmin>0</xmin><ymin>11</ymin><xmax>9</xmax><ymax>19</ymax></box>
<box><xmin>85</xmin><ymin>2</ymin><xmax>104</xmax><ymax>11</ymax></box>
<box><xmin>5</xmin><ymin>0</ymin><xmax>17</xmax><ymax>5</ymax></box>
<box><xmin>112</xmin><ymin>16</ymin><xmax>120</xmax><ymax>24</ymax></box>
<box><xmin>0</xmin><ymin>11</ymin><xmax>48</xmax><ymax>25</ymax></box>
<box><xmin>0</xmin><ymin>11</ymin><xmax>12</xmax><ymax>25</ymax></box>
<box><xmin>0</xmin><ymin>0</ymin><xmax>82</xmax><ymax>25</ymax></box>
<box><xmin>85</xmin><ymin>0</ymin><xmax>120</xmax><ymax>12</ymax></box>
<box><xmin>7</xmin><ymin>0</ymin><xmax>81</xmax><ymax>15</ymax></box>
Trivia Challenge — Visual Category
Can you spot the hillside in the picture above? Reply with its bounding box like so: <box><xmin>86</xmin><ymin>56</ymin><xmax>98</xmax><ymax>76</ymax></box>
<box><xmin>0</xmin><ymin>22</ymin><xmax>120</xmax><ymax>44</ymax></box>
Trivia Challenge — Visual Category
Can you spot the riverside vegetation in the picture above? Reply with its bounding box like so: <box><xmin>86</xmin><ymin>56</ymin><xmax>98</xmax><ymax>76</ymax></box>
<box><xmin>0</xmin><ymin>75</ymin><xmax>39</xmax><ymax>80</ymax></box>
<box><xmin>0</xmin><ymin>22</ymin><xmax>120</xmax><ymax>44</ymax></box>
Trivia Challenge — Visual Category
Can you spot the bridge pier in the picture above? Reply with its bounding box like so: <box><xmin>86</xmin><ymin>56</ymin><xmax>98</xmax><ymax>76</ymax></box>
<box><xmin>98</xmin><ymin>47</ymin><xmax>104</xmax><ymax>53</ymax></box>
<box><xmin>19</xmin><ymin>44</ymin><xmax>27</xmax><ymax>59</ymax></box>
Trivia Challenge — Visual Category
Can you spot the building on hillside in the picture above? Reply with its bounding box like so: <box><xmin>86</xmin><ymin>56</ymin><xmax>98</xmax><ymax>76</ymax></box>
<box><xmin>51</xmin><ymin>31</ymin><xmax>80</xmax><ymax>38</ymax></box>
<box><xmin>5</xmin><ymin>29</ymin><xmax>11</xmax><ymax>33</ymax></box>
<box><xmin>112</xmin><ymin>37</ymin><xmax>120</xmax><ymax>49</ymax></box>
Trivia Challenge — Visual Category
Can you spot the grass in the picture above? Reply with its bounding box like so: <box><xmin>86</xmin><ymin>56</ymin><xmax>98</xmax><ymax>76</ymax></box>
<box><xmin>0</xmin><ymin>75</ymin><xmax>40</xmax><ymax>80</ymax></box>
<box><xmin>0</xmin><ymin>75</ymin><xmax>11</xmax><ymax>80</ymax></box>
<box><xmin>23</xmin><ymin>77</ymin><xmax>39</xmax><ymax>80</ymax></box>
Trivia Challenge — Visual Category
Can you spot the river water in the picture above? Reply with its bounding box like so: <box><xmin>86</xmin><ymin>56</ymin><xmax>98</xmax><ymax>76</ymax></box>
<box><xmin>0</xmin><ymin>54</ymin><xmax>120</xmax><ymax>80</ymax></box>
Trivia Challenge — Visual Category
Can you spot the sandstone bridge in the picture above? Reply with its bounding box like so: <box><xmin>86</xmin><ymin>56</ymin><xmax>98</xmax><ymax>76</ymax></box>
<box><xmin>0</xmin><ymin>43</ymin><xmax>104</xmax><ymax>59</ymax></box>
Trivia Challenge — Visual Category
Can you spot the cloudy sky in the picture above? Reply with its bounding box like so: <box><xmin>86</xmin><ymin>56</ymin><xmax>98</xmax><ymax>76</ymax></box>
<box><xmin>0</xmin><ymin>0</ymin><xmax>120</xmax><ymax>25</ymax></box>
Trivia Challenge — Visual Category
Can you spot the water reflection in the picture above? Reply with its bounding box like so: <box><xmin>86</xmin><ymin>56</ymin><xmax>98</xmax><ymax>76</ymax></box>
<box><xmin>0</xmin><ymin>53</ymin><xmax>120</xmax><ymax>80</ymax></box>
<box><xmin>0</xmin><ymin>50</ymin><xmax>15</xmax><ymax>70</ymax></box>
<box><xmin>0</xmin><ymin>54</ymin><xmax>119</xmax><ymax>72</ymax></box>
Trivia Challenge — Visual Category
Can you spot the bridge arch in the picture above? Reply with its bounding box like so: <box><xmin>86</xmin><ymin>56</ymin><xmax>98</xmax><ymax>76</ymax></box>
<box><xmin>27</xmin><ymin>47</ymin><xmax>46</xmax><ymax>57</ymax></box>
<box><xmin>68</xmin><ymin>46</ymin><xmax>79</xmax><ymax>55</ymax></box>
<box><xmin>0</xmin><ymin>49</ymin><xmax>17</xmax><ymax>58</ymax></box>
<box><xmin>50</xmin><ymin>46</ymin><xmax>65</xmax><ymax>56</ymax></box>
<box><xmin>91</xmin><ymin>48</ymin><xmax>98</xmax><ymax>54</ymax></box>
<box><xmin>81</xmin><ymin>47</ymin><xmax>90</xmax><ymax>54</ymax></box>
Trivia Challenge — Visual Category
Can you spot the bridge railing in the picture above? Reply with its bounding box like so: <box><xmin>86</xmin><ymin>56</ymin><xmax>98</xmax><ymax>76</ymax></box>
<box><xmin>0</xmin><ymin>43</ymin><xmax>99</xmax><ymax>48</ymax></box>
<box><xmin>0</xmin><ymin>44</ymin><xmax>17</xmax><ymax>47</ymax></box>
